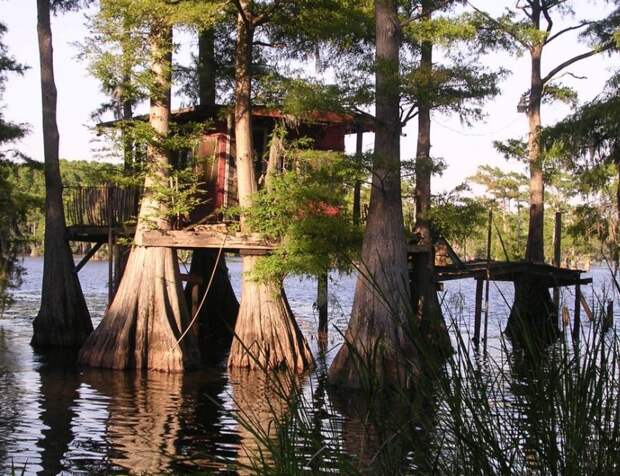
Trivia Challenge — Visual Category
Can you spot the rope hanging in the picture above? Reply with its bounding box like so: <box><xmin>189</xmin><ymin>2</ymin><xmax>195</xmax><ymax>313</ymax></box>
<box><xmin>167</xmin><ymin>233</ymin><xmax>228</xmax><ymax>354</ymax></box>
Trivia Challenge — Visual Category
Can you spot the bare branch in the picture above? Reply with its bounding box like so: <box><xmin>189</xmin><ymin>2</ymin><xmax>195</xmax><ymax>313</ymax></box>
<box><xmin>542</xmin><ymin>41</ymin><xmax>614</xmax><ymax>84</ymax></box>
<box><xmin>545</xmin><ymin>21</ymin><xmax>594</xmax><ymax>44</ymax></box>
<box><xmin>541</xmin><ymin>3</ymin><xmax>553</xmax><ymax>34</ymax></box>
<box><xmin>401</xmin><ymin>104</ymin><xmax>419</xmax><ymax>126</ymax></box>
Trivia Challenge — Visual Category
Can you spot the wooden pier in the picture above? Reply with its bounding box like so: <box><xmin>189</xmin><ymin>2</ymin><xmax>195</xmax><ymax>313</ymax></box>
<box><xmin>64</xmin><ymin>185</ymin><xmax>593</xmax><ymax>350</ymax></box>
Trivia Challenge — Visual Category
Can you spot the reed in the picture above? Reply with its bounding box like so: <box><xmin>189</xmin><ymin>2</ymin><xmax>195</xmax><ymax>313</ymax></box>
<box><xmin>230</xmin><ymin>267</ymin><xmax>620</xmax><ymax>474</ymax></box>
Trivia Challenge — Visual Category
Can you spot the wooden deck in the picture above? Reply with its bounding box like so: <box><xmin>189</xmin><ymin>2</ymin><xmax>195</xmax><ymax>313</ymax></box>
<box><xmin>67</xmin><ymin>222</ymin><xmax>590</xmax><ymax>288</ymax></box>
<box><xmin>435</xmin><ymin>260</ymin><xmax>591</xmax><ymax>287</ymax></box>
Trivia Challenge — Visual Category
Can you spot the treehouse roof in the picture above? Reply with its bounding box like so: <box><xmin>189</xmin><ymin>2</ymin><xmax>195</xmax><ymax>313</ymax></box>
<box><xmin>99</xmin><ymin>104</ymin><xmax>375</xmax><ymax>134</ymax></box>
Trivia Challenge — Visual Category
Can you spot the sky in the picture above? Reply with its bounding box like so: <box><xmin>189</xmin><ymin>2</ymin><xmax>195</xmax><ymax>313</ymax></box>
<box><xmin>1</xmin><ymin>0</ymin><xmax>618</xmax><ymax>193</ymax></box>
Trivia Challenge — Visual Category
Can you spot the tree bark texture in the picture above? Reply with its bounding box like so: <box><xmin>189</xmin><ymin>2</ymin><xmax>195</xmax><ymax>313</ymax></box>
<box><xmin>79</xmin><ymin>24</ymin><xmax>200</xmax><ymax>371</ymax></box>
<box><xmin>506</xmin><ymin>39</ymin><xmax>558</xmax><ymax>346</ymax></box>
<box><xmin>198</xmin><ymin>28</ymin><xmax>216</xmax><ymax>107</ymax></box>
<box><xmin>32</xmin><ymin>0</ymin><xmax>93</xmax><ymax>348</ymax></box>
<box><xmin>228</xmin><ymin>3</ymin><xmax>313</xmax><ymax>371</ymax></box>
<box><xmin>411</xmin><ymin>11</ymin><xmax>450</xmax><ymax>354</ymax></box>
<box><xmin>329</xmin><ymin>0</ymin><xmax>416</xmax><ymax>388</ymax></box>
<box><xmin>525</xmin><ymin>45</ymin><xmax>545</xmax><ymax>264</ymax></box>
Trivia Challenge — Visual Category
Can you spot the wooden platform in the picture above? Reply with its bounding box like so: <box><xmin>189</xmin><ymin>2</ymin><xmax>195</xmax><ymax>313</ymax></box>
<box><xmin>67</xmin><ymin>223</ymin><xmax>278</xmax><ymax>254</ymax></box>
<box><xmin>67</xmin><ymin>225</ymin><xmax>135</xmax><ymax>242</ymax></box>
<box><xmin>435</xmin><ymin>260</ymin><xmax>591</xmax><ymax>287</ymax></box>
<box><xmin>137</xmin><ymin>227</ymin><xmax>277</xmax><ymax>253</ymax></box>
<box><xmin>67</xmin><ymin>223</ymin><xmax>590</xmax><ymax>288</ymax></box>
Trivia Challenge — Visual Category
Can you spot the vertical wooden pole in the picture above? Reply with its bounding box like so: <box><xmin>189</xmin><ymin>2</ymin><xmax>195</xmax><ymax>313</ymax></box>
<box><xmin>317</xmin><ymin>272</ymin><xmax>328</xmax><ymax>340</ymax></box>
<box><xmin>553</xmin><ymin>211</ymin><xmax>562</xmax><ymax>321</ymax></box>
<box><xmin>573</xmin><ymin>282</ymin><xmax>581</xmax><ymax>343</ymax></box>
<box><xmin>353</xmin><ymin>130</ymin><xmax>363</xmax><ymax>226</ymax></box>
<box><xmin>605</xmin><ymin>299</ymin><xmax>614</xmax><ymax>333</ymax></box>
<box><xmin>113</xmin><ymin>244</ymin><xmax>121</xmax><ymax>295</ymax></box>
<box><xmin>107</xmin><ymin>184</ymin><xmax>114</xmax><ymax>306</ymax></box>
<box><xmin>483</xmin><ymin>209</ymin><xmax>492</xmax><ymax>354</ymax></box>
<box><xmin>473</xmin><ymin>277</ymin><xmax>483</xmax><ymax>351</ymax></box>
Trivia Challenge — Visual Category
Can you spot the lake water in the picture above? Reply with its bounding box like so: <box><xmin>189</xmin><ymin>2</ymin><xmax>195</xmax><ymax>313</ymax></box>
<box><xmin>0</xmin><ymin>256</ymin><xmax>615</xmax><ymax>474</ymax></box>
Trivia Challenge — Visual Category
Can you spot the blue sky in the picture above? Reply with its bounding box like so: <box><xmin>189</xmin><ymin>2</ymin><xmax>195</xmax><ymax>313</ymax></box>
<box><xmin>1</xmin><ymin>0</ymin><xmax>618</xmax><ymax>193</ymax></box>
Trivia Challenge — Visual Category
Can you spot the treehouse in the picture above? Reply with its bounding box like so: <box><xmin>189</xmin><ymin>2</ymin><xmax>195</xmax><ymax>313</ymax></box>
<box><xmin>66</xmin><ymin>105</ymin><xmax>373</xmax><ymax>242</ymax></box>
<box><xmin>65</xmin><ymin>105</ymin><xmax>373</xmax><ymax>293</ymax></box>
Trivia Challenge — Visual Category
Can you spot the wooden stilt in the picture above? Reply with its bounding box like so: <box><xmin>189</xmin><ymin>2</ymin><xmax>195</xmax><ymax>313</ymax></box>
<box><xmin>483</xmin><ymin>209</ymin><xmax>492</xmax><ymax>354</ymax></box>
<box><xmin>573</xmin><ymin>282</ymin><xmax>581</xmax><ymax>343</ymax></box>
<box><xmin>553</xmin><ymin>211</ymin><xmax>562</xmax><ymax>322</ymax></box>
<box><xmin>112</xmin><ymin>244</ymin><xmax>120</xmax><ymax>298</ymax></box>
<box><xmin>605</xmin><ymin>300</ymin><xmax>614</xmax><ymax>332</ymax></box>
<box><xmin>473</xmin><ymin>278</ymin><xmax>483</xmax><ymax>351</ymax></box>
<box><xmin>317</xmin><ymin>272</ymin><xmax>328</xmax><ymax>340</ymax></box>
<box><xmin>107</xmin><ymin>185</ymin><xmax>114</xmax><ymax>306</ymax></box>
<box><xmin>353</xmin><ymin>130</ymin><xmax>363</xmax><ymax>226</ymax></box>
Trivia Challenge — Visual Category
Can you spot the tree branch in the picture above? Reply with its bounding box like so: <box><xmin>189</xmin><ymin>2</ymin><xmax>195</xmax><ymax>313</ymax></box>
<box><xmin>254</xmin><ymin>0</ymin><xmax>287</xmax><ymax>27</ymax></box>
<box><xmin>400</xmin><ymin>103</ymin><xmax>419</xmax><ymax>126</ymax></box>
<box><xmin>542</xmin><ymin>41</ymin><xmax>613</xmax><ymax>84</ymax></box>
<box><xmin>545</xmin><ymin>21</ymin><xmax>594</xmax><ymax>44</ymax></box>
<box><xmin>467</xmin><ymin>1</ymin><xmax>529</xmax><ymax>48</ymax></box>
<box><xmin>232</xmin><ymin>0</ymin><xmax>250</xmax><ymax>27</ymax></box>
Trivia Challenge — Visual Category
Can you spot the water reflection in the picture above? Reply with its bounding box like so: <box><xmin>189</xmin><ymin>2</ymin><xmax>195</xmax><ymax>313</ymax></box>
<box><xmin>36</xmin><ymin>351</ymin><xmax>80</xmax><ymax>476</ymax></box>
<box><xmin>0</xmin><ymin>257</ymin><xmax>615</xmax><ymax>473</ymax></box>
<box><xmin>81</xmin><ymin>370</ymin><xmax>186</xmax><ymax>473</ymax></box>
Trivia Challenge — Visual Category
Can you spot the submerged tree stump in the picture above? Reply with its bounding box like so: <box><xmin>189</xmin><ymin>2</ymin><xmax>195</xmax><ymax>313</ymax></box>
<box><xmin>79</xmin><ymin>245</ymin><xmax>200</xmax><ymax>371</ymax></box>
<box><xmin>228</xmin><ymin>256</ymin><xmax>314</xmax><ymax>371</ymax></box>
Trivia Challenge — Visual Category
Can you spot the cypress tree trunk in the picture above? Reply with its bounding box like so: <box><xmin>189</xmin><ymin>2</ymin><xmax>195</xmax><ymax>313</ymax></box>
<box><xmin>31</xmin><ymin>0</ymin><xmax>92</xmax><ymax>348</ymax></box>
<box><xmin>198</xmin><ymin>28</ymin><xmax>216</xmax><ymax>107</ymax></box>
<box><xmin>79</xmin><ymin>23</ymin><xmax>200</xmax><ymax>371</ymax></box>
<box><xmin>506</xmin><ymin>39</ymin><xmax>558</xmax><ymax>345</ymax></box>
<box><xmin>184</xmin><ymin>250</ymin><xmax>238</xmax><ymax>361</ymax></box>
<box><xmin>186</xmin><ymin>23</ymin><xmax>239</xmax><ymax>362</ymax></box>
<box><xmin>329</xmin><ymin>0</ymin><xmax>416</xmax><ymax>388</ymax></box>
<box><xmin>227</xmin><ymin>2</ymin><xmax>313</xmax><ymax>371</ymax></box>
<box><xmin>411</xmin><ymin>5</ymin><xmax>450</xmax><ymax>353</ymax></box>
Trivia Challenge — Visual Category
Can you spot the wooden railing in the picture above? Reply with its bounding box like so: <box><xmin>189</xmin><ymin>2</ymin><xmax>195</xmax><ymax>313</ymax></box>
<box><xmin>64</xmin><ymin>186</ymin><xmax>140</xmax><ymax>227</ymax></box>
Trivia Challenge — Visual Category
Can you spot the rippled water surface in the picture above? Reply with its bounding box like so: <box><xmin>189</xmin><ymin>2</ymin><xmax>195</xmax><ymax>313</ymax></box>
<box><xmin>0</xmin><ymin>256</ymin><xmax>613</xmax><ymax>474</ymax></box>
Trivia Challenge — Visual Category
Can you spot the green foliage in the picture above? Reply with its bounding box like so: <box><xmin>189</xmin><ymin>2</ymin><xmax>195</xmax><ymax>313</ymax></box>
<box><xmin>430</xmin><ymin>184</ymin><xmax>487</xmax><ymax>247</ymax></box>
<box><xmin>239</xmin><ymin>151</ymin><xmax>362</xmax><ymax>281</ymax></box>
<box><xmin>0</xmin><ymin>21</ymin><xmax>29</xmax><ymax>307</ymax></box>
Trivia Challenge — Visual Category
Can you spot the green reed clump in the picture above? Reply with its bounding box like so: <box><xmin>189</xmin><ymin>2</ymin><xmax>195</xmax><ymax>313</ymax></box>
<box><xmin>230</xmin><ymin>269</ymin><xmax>620</xmax><ymax>475</ymax></box>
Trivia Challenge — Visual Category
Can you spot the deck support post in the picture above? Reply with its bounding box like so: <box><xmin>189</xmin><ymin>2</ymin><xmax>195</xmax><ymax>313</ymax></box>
<box><xmin>106</xmin><ymin>185</ymin><xmax>114</xmax><ymax>306</ymax></box>
<box><xmin>605</xmin><ymin>300</ymin><xmax>614</xmax><ymax>333</ymax></box>
<box><xmin>553</xmin><ymin>211</ymin><xmax>562</xmax><ymax>323</ymax></box>
<box><xmin>473</xmin><ymin>278</ymin><xmax>484</xmax><ymax>351</ymax></box>
<box><xmin>317</xmin><ymin>271</ymin><xmax>328</xmax><ymax>342</ymax></box>
<box><xmin>483</xmin><ymin>209</ymin><xmax>492</xmax><ymax>354</ymax></box>
<box><xmin>573</xmin><ymin>282</ymin><xmax>581</xmax><ymax>343</ymax></box>
<box><xmin>352</xmin><ymin>130</ymin><xmax>363</xmax><ymax>226</ymax></box>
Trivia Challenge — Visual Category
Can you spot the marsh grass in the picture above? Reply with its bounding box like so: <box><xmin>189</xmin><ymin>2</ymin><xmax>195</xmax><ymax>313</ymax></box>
<box><xmin>227</xmin><ymin>268</ymin><xmax>620</xmax><ymax>475</ymax></box>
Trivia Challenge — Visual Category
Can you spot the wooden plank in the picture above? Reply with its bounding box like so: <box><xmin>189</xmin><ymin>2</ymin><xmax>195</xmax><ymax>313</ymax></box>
<box><xmin>138</xmin><ymin>229</ymin><xmax>277</xmax><ymax>251</ymax></box>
